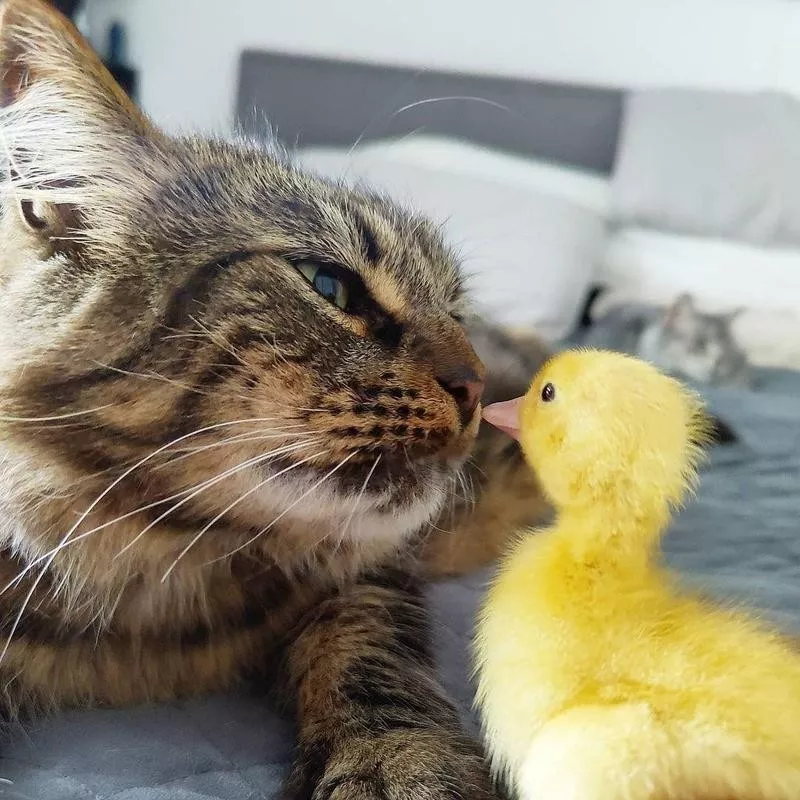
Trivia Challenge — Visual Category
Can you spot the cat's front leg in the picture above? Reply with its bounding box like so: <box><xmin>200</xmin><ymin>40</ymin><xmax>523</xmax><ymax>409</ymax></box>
<box><xmin>282</xmin><ymin>565</ymin><xmax>495</xmax><ymax>800</ymax></box>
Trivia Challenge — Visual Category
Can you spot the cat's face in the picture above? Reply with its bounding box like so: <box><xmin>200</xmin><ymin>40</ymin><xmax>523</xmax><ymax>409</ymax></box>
<box><xmin>0</xmin><ymin>2</ymin><xmax>484</xmax><ymax>554</ymax></box>
<box><xmin>651</xmin><ymin>316</ymin><xmax>725</xmax><ymax>384</ymax></box>
<box><xmin>639</xmin><ymin>295</ymin><xmax>747</xmax><ymax>387</ymax></box>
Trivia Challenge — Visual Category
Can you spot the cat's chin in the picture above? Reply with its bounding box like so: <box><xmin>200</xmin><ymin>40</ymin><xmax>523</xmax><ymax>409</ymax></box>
<box><xmin>256</xmin><ymin>457</ymin><xmax>452</xmax><ymax>548</ymax></box>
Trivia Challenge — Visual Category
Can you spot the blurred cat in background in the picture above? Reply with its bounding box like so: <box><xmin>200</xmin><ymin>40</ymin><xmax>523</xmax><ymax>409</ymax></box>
<box><xmin>586</xmin><ymin>293</ymin><xmax>752</xmax><ymax>389</ymax></box>
<box><xmin>639</xmin><ymin>294</ymin><xmax>751</xmax><ymax>388</ymax></box>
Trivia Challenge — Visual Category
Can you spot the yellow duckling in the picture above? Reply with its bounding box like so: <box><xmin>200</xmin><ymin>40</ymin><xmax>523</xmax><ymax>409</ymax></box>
<box><xmin>475</xmin><ymin>349</ymin><xmax>800</xmax><ymax>800</ymax></box>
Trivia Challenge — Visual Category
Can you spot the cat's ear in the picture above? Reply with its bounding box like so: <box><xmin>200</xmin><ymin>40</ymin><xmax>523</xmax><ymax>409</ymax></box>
<box><xmin>723</xmin><ymin>307</ymin><xmax>746</xmax><ymax>325</ymax></box>
<box><xmin>663</xmin><ymin>293</ymin><xmax>698</xmax><ymax>335</ymax></box>
<box><xmin>0</xmin><ymin>0</ymin><xmax>156</xmax><ymax>240</ymax></box>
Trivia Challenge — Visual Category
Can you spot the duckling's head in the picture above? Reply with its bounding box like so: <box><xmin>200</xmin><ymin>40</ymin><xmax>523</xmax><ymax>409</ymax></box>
<box><xmin>484</xmin><ymin>350</ymin><xmax>712</xmax><ymax>519</ymax></box>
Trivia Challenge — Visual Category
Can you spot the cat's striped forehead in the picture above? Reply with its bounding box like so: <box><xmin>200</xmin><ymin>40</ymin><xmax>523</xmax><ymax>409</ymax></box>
<box><xmin>147</xmin><ymin>139</ymin><xmax>467</xmax><ymax>322</ymax></box>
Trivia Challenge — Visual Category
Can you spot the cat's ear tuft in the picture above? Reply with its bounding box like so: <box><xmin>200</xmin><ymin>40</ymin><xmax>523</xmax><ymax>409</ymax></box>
<box><xmin>0</xmin><ymin>0</ymin><xmax>147</xmax><ymax>128</ymax></box>
<box><xmin>0</xmin><ymin>0</ymin><xmax>157</xmax><ymax>246</ymax></box>
<box><xmin>724</xmin><ymin>307</ymin><xmax>746</xmax><ymax>324</ymax></box>
<box><xmin>664</xmin><ymin>293</ymin><xmax>697</xmax><ymax>334</ymax></box>
<box><xmin>669</xmin><ymin>293</ymin><xmax>695</xmax><ymax>313</ymax></box>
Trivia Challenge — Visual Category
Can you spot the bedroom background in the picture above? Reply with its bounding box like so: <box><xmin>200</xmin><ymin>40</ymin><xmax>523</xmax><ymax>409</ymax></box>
<box><xmin>72</xmin><ymin>0</ymin><xmax>800</xmax><ymax>618</ymax></box>
<box><xmin>78</xmin><ymin>0</ymin><xmax>800</xmax><ymax>373</ymax></box>
<box><xmin>1</xmin><ymin>3</ymin><xmax>798</xmax><ymax>800</ymax></box>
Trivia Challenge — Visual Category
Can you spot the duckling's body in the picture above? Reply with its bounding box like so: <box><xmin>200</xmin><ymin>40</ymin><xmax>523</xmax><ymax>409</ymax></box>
<box><xmin>476</xmin><ymin>350</ymin><xmax>800</xmax><ymax>800</ymax></box>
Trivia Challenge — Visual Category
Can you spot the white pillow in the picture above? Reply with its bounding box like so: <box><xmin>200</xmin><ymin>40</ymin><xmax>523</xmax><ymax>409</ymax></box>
<box><xmin>597</xmin><ymin>227</ymin><xmax>800</xmax><ymax>369</ymax></box>
<box><xmin>612</xmin><ymin>90</ymin><xmax>800</xmax><ymax>247</ymax></box>
<box><xmin>351</xmin><ymin>135</ymin><xmax>611</xmax><ymax>213</ymax></box>
<box><xmin>300</xmin><ymin>139</ymin><xmax>607</xmax><ymax>341</ymax></box>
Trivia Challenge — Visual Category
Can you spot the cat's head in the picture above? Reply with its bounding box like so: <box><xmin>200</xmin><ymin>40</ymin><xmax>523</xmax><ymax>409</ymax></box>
<box><xmin>639</xmin><ymin>294</ymin><xmax>749</xmax><ymax>387</ymax></box>
<box><xmin>0</xmin><ymin>0</ymin><xmax>485</xmax><ymax>557</ymax></box>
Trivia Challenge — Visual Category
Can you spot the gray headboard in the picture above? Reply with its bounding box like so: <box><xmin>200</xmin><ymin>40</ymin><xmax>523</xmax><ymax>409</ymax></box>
<box><xmin>236</xmin><ymin>51</ymin><xmax>625</xmax><ymax>175</ymax></box>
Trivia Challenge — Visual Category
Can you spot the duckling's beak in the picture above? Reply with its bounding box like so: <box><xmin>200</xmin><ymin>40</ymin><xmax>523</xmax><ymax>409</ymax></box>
<box><xmin>482</xmin><ymin>397</ymin><xmax>523</xmax><ymax>441</ymax></box>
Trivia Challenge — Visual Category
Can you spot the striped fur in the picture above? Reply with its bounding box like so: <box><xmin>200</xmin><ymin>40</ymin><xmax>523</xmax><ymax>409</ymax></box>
<box><xmin>0</xmin><ymin>1</ymin><xmax>549</xmax><ymax>796</ymax></box>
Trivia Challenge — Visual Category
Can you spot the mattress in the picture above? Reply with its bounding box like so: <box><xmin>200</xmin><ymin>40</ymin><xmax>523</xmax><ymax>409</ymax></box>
<box><xmin>1</xmin><ymin>367</ymin><xmax>799</xmax><ymax>800</ymax></box>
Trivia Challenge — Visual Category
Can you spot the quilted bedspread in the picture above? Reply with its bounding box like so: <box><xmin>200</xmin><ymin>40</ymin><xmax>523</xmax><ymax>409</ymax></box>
<box><xmin>1</xmin><ymin>368</ymin><xmax>799</xmax><ymax>800</ymax></box>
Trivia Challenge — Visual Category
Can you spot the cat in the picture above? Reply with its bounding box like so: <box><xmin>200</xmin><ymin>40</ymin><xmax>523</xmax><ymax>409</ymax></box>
<box><xmin>0</xmin><ymin>2</ymin><xmax>549</xmax><ymax>798</ymax></box>
<box><xmin>585</xmin><ymin>293</ymin><xmax>751</xmax><ymax>389</ymax></box>
<box><xmin>638</xmin><ymin>294</ymin><xmax>751</xmax><ymax>389</ymax></box>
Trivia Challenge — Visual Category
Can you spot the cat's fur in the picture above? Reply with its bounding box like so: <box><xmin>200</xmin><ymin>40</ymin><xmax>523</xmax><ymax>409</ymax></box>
<box><xmin>586</xmin><ymin>293</ymin><xmax>751</xmax><ymax>389</ymax></box>
<box><xmin>638</xmin><ymin>294</ymin><xmax>751</xmax><ymax>389</ymax></box>
<box><xmin>0</xmin><ymin>1</ymin><xmax>548</xmax><ymax>797</ymax></box>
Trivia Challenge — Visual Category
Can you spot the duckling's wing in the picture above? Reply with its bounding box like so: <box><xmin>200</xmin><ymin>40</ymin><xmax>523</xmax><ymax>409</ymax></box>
<box><xmin>519</xmin><ymin>703</ymin><xmax>800</xmax><ymax>800</ymax></box>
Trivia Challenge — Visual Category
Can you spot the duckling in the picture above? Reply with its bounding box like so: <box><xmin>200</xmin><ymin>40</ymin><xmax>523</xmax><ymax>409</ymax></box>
<box><xmin>475</xmin><ymin>349</ymin><xmax>800</xmax><ymax>800</ymax></box>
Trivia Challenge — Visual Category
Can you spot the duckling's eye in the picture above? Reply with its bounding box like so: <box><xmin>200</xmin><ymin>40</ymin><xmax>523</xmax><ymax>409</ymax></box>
<box><xmin>296</xmin><ymin>261</ymin><xmax>350</xmax><ymax>311</ymax></box>
<box><xmin>541</xmin><ymin>382</ymin><xmax>556</xmax><ymax>402</ymax></box>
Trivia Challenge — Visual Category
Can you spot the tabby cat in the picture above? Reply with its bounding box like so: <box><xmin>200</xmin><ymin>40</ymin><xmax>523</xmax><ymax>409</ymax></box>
<box><xmin>0</xmin><ymin>2</ymin><xmax>548</xmax><ymax>797</ymax></box>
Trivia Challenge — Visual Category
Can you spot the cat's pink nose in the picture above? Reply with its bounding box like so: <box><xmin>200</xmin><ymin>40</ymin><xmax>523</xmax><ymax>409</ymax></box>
<box><xmin>437</xmin><ymin>366</ymin><xmax>485</xmax><ymax>424</ymax></box>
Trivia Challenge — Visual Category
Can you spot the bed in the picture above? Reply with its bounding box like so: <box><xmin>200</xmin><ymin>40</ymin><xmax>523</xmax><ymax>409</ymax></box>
<box><xmin>1</xmin><ymin>52</ymin><xmax>799</xmax><ymax>800</ymax></box>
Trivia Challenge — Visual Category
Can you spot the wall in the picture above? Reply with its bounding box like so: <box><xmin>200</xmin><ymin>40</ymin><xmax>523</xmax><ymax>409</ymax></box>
<box><xmin>86</xmin><ymin>0</ymin><xmax>791</xmax><ymax>134</ymax></box>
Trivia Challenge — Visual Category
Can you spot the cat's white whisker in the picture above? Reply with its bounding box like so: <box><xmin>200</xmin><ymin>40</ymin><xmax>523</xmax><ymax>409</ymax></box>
<box><xmin>208</xmin><ymin>450</ymin><xmax>360</xmax><ymax>565</ymax></box>
<box><xmin>448</xmin><ymin>474</ymin><xmax>458</xmax><ymax>530</ymax></box>
<box><xmin>345</xmin><ymin>95</ymin><xmax>517</xmax><ymax>160</ymax></box>
<box><xmin>100</xmin><ymin>582</ymin><xmax>128</xmax><ymax>639</ymax></box>
<box><xmin>3</xmin><ymin>437</ymin><xmax>322</xmax><ymax>595</ymax></box>
<box><xmin>160</xmin><ymin>448</ymin><xmax>331</xmax><ymax>582</ymax></box>
<box><xmin>53</xmin><ymin>425</ymin><xmax>311</xmax><ymax>490</ymax></box>
<box><xmin>114</xmin><ymin>439</ymin><xmax>320</xmax><ymax>559</ymax></box>
<box><xmin>188</xmin><ymin>315</ymin><xmax>246</xmax><ymax>367</ymax></box>
<box><xmin>160</xmin><ymin>332</ymin><xmax>211</xmax><ymax>341</ymax></box>
<box><xmin>0</xmin><ymin>417</ymin><xmax>296</xmax><ymax>599</ymax></box>
<box><xmin>334</xmin><ymin>453</ymin><xmax>381</xmax><ymax>551</ymax></box>
<box><xmin>467</xmin><ymin>458</ymin><xmax>488</xmax><ymax>480</ymax></box>
<box><xmin>165</xmin><ymin>426</ymin><xmax>310</xmax><ymax>450</ymax></box>
<box><xmin>391</xmin><ymin>95</ymin><xmax>516</xmax><ymax>119</ymax></box>
<box><xmin>0</xmin><ymin>405</ymin><xmax>112</xmax><ymax>423</ymax></box>
<box><xmin>91</xmin><ymin>362</ymin><xmax>216</xmax><ymax>398</ymax></box>
<box><xmin>2</xmin><ymin>418</ymin><xmax>254</xmax><ymax>613</ymax></box>
<box><xmin>153</xmin><ymin>428</ymin><xmax>313</xmax><ymax>470</ymax></box>
<box><xmin>454</xmin><ymin>468</ymin><xmax>476</xmax><ymax>509</ymax></box>
<box><xmin>425</xmin><ymin>520</ymin><xmax>455</xmax><ymax>536</ymax></box>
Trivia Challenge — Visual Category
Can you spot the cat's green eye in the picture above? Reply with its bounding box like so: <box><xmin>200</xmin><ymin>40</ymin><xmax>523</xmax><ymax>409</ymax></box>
<box><xmin>296</xmin><ymin>261</ymin><xmax>349</xmax><ymax>311</ymax></box>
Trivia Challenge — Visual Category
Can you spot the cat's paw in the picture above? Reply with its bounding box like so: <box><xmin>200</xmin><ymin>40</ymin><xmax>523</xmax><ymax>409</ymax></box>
<box><xmin>285</xmin><ymin>729</ymin><xmax>497</xmax><ymax>800</ymax></box>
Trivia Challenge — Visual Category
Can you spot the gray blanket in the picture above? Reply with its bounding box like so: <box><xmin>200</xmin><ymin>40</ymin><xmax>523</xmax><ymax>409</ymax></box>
<box><xmin>1</xmin><ymin>368</ymin><xmax>799</xmax><ymax>800</ymax></box>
